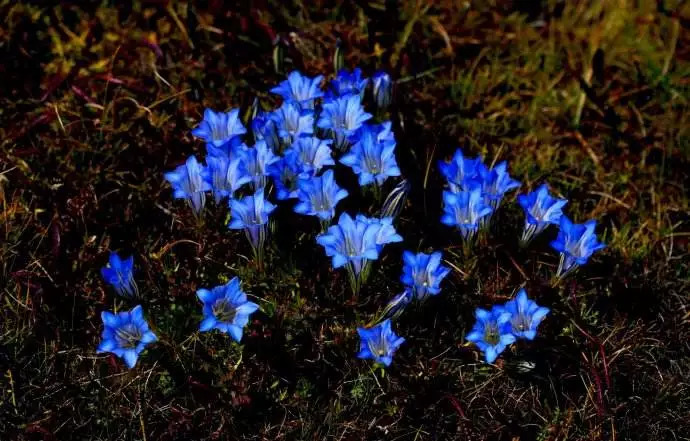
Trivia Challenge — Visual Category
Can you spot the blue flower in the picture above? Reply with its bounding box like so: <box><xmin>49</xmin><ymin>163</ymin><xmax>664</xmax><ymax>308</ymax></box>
<box><xmin>441</xmin><ymin>189</ymin><xmax>493</xmax><ymax>240</ymax></box>
<box><xmin>438</xmin><ymin>148</ymin><xmax>484</xmax><ymax>192</ymax></box>
<box><xmin>372</xmin><ymin>70</ymin><xmax>392</xmax><ymax>109</ymax></box>
<box><xmin>192</xmin><ymin>108</ymin><xmax>247</xmax><ymax>150</ymax></box>
<box><xmin>101</xmin><ymin>251</ymin><xmax>138</xmax><ymax>297</ymax></box>
<box><xmin>294</xmin><ymin>170</ymin><xmax>349</xmax><ymax>221</ymax></box>
<box><xmin>237</xmin><ymin>141</ymin><xmax>280</xmax><ymax>189</ymax></box>
<box><xmin>478</xmin><ymin>161</ymin><xmax>520</xmax><ymax>209</ymax></box>
<box><xmin>550</xmin><ymin>216</ymin><xmax>605</xmax><ymax>276</ymax></box>
<box><xmin>340</xmin><ymin>124</ymin><xmax>401</xmax><ymax>186</ymax></box>
<box><xmin>267</xmin><ymin>151</ymin><xmax>303</xmax><ymax>200</ymax></box>
<box><xmin>270</xmin><ymin>70</ymin><xmax>324</xmax><ymax>109</ymax></box>
<box><xmin>205</xmin><ymin>154</ymin><xmax>252</xmax><ymax>204</ymax></box>
<box><xmin>251</xmin><ymin>112</ymin><xmax>281</xmax><ymax>153</ymax></box>
<box><xmin>164</xmin><ymin>155</ymin><xmax>212</xmax><ymax>215</ymax></box>
<box><xmin>271</xmin><ymin>101</ymin><xmax>314</xmax><ymax>145</ymax></box>
<box><xmin>502</xmin><ymin>289</ymin><xmax>549</xmax><ymax>340</ymax></box>
<box><xmin>317</xmin><ymin>94</ymin><xmax>372</xmax><ymax>150</ymax></box>
<box><xmin>328</xmin><ymin>68</ymin><xmax>369</xmax><ymax>99</ymax></box>
<box><xmin>316</xmin><ymin>212</ymin><xmax>381</xmax><ymax>274</ymax></box>
<box><xmin>286</xmin><ymin>136</ymin><xmax>335</xmax><ymax>177</ymax></box>
<box><xmin>197</xmin><ymin>277</ymin><xmax>259</xmax><ymax>342</ymax></box>
<box><xmin>465</xmin><ymin>306</ymin><xmax>516</xmax><ymax>364</ymax></box>
<box><xmin>356</xmin><ymin>319</ymin><xmax>405</xmax><ymax>367</ymax></box>
<box><xmin>354</xmin><ymin>215</ymin><xmax>403</xmax><ymax>252</ymax></box>
<box><xmin>517</xmin><ymin>184</ymin><xmax>568</xmax><ymax>243</ymax></box>
<box><xmin>228</xmin><ymin>188</ymin><xmax>276</xmax><ymax>249</ymax></box>
<box><xmin>97</xmin><ymin>305</ymin><xmax>157</xmax><ymax>369</ymax></box>
<box><xmin>400</xmin><ymin>251</ymin><xmax>450</xmax><ymax>300</ymax></box>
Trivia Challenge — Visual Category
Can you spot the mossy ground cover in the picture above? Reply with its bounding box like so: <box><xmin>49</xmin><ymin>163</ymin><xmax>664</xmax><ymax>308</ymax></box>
<box><xmin>1</xmin><ymin>1</ymin><xmax>689</xmax><ymax>440</ymax></box>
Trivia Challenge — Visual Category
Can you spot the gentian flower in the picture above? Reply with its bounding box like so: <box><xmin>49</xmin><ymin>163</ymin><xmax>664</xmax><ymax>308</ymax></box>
<box><xmin>197</xmin><ymin>277</ymin><xmax>259</xmax><ymax>342</ymax></box>
<box><xmin>251</xmin><ymin>112</ymin><xmax>281</xmax><ymax>153</ymax></box>
<box><xmin>478</xmin><ymin>161</ymin><xmax>520</xmax><ymax>209</ymax></box>
<box><xmin>101</xmin><ymin>251</ymin><xmax>138</xmax><ymax>297</ymax></box>
<box><xmin>400</xmin><ymin>251</ymin><xmax>450</xmax><ymax>300</ymax></box>
<box><xmin>192</xmin><ymin>108</ymin><xmax>247</xmax><ymax>153</ymax></box>
<box><xmin>205</xmin><ymin>154</ymin><xmax>252</xmax><ymax>203</ymax></box>
<box><xmin>550</xmin><ymin>216</ymin><xmax>605</xmax><ymax>277</ymax></box>
<box><xmin>287</xmin><ymin>136</ymin><xmax>335</xmax><ymax>177</ymax></box>
<box><xmin>441</xmin><ymin>188</ymin><xmax>493</xmax><ymax>240</ymax></box>
<box><xmin>328</xmin><ymin>68</ymin><xmax>369</xmax><ymax>99</ymax></box>
<box><xmin>356</xmin><ymin>319</ymin><xmax>405</xmax><ymax>367</ymax></box>
<box><xmin>271</xmin><ymin>101</ymin><xmax>314</xmax><ymax>145</ymax></box>
<box><xmin>354</xmin><ymin>214</ymin><xmax>403</xmax><ymax>252</ymax></box>
<box><xmin>371</xmin><ymin>70</ymin><xmax>392</xmax><ymax>109</ymax></box>
<box><xmin>340</xmin><ymin>124</ymin><xmax>401</xmax><ymax>186</ymax></box>
<box><xmin>228</xmin><ymin>188</ymin><xmax>276</xmax><ymax>251</ymax></box>
<box><xmin>97</xmin><ymin>305</ymin><xmax>157</xmax><ymax>369</ymax></box>
<box><xmin>294</xmin><ymin>170</ymin><xmax>349</xmax><ymax>222</ymax></box>
<box><xmin>270</xmin><ymin>70</ymin><xmax>324</xmax><ymax>109</ymax></box>
<box><xmin>267</xmin><ymin>151</ymin><xmax>303</xmax><ymax>200</ymax></box>
<box><xmin>502</xmin><ymin>289</ymin><xmax>549</xmax><ymax>340</ymax></box>
<box><xmin>438</xmin><ymin>148</ymin><xmax>483</xmax><ymax>193</ymax></box>
<box><xmin>237</xmin><ymin>141</ymin><xmax>280</xmax><ymax>190</ymax></box>
<box><xmin>317</xmin><ymin>94</ymin><xmax>372</xmax><ymax>151</ymax></box>
<box><xmin>316</xmin><ymin>213</ymin><xmax>381</xmax><ymax>274</ymax></box>
<box><xmin>517</xmin><ymin>184</ymin><xmax>568</xmax><ymax>244</ymax></box>
<box><xmin>164</xmin><ymin>155</ymin><xmax>211</xmax><ymax>215</ymax></box>
<box><xmin>465</xmin><ymin>306</ymin><xmax>516</xmax><ymax>364</ymax></box>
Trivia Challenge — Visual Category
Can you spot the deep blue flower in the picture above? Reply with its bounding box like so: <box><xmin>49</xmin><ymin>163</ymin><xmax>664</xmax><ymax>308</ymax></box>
<box><xmin>164</xmin><ymin>155</ymin><xmax>212</xmax><ymax>215</ymax></box>
<box><xmin>237</xmin><ymin>141</ymin><xmax>280</xmax><ymax>189</ymax></box>
<box><xmin>205</xmin><ymin>154</ymin><xmax>252</xmax><ymax>204</ymax></box>
<box><xmin>101</xmin><ymin>251</ymin><xmax>138</xmax><ymax>297</ymax></box>
<box><xmin>228</xmin><ymin>188</ymin><xmax>276</xmax><ymax>249</ymax></box>
<box><xmin>328</xmin><ymin>68</ymin><xmax>369</xmax><ymax>99</ymax></box>
<box><xmin>294</xmin><ymin>169</ymin><xmax>349</xmax><ymax>221</ymax></box>
<box><xmin>271</xmin><ymin>101</ymin><xmax>314</xmax><ymax>145</ymax></box>
<box><xmin>372</xmin><ymin>70</ymin><xmax>392</xmax><ymax>109</ymax></box>
<box><xmin>197</xmin><ymin>277</ymin><xmax>259</xmax><ymax>342</ymax></box>
<box><xmin>316</xmin><ymin>212</ymin><xmax>381</xmax><ymax>274</ymax></box>
<box><xmin>550</xmin><ymin>216</ymin><xmax>605</xmax><ymax>276</ymax></box>
<box><xmin>97</xmin><ymin>305</ymin><xmax>157</xmax><ymax>369</ymax></box>
<box><xmin>438</xmin><ymin>148</ymin><xmax>484</xmax><ymax>192</ymax></box>
<box><xmin>270</xmin><ymin>70</ymin><xmax>324</xmax><ymax>109</ymax></box>
<box><xmin>267</xmin><ymin>151</ymin><xmax>303</xmax><ymax>200</ymax></box>
<box><xmin>251</xmin><ymin>112</ymin><xmax>281</xmax><ymax>153</ymax></box>
<box><xmin>441</xmin><ymin>189</ymin><xmax>493</xmax><ymax>240</ymax></box>
<box><xmin>356</xmin><ymin>319</ymin><xmax>405</xmax><ymax>367</ymax></box>
<box><xmin>465</xmin><ymin>306</ymin><xmax>516</xmax><ymax>364</ymax></box>
<box><xmin>340</xmin><ymin>124</ymin><xmax>401</xmax><ymax>186</ymax></box>
<box><xmin>354</xmin><ymin>215</ymin><xmax>403</xmax><ymax>252</ymax></box>
<box><xmin>317</xmin><ymin>94</ymin><xmax>372</xmax><ymax>150</ymax></box>
<box><xmin>192</xmin><ymin>108</ymin><xmax>247</xmax><ymax>151</ymax></box>
<box><xmin>400</xmin><ymin>251</ymin><xmax>450</xmax><ymax>300</ymax></box>
<box><xmin>478</xmin><ymin>161</ymin><xmax>520</xmax><ymax>209</ymax></box>
<box><xmin>286</xmin><ymin>136</ymin><xmax>335</xmax><ymax>177</ymax></box>
<box><xmin>502</xmin><ymin>289</ymin><xmax>549</xmax><ymax>340</ymax></box>
<box><xmin>517</xmin><ymin>184</ymin><xmax>568</xmax><ymax>243</ymax></box>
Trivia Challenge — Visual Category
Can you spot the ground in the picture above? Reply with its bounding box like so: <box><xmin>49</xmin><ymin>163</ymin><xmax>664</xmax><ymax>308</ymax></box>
<box><xmin>1</xmin><ymin>1</ymin><xmax>689</xmax><ymax>440</ymax></box>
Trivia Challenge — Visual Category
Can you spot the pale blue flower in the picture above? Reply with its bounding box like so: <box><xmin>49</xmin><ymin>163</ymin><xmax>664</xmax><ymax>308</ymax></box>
<box><xmin>197</xmin><ymin>277</ymin><xmax>259</xmax><ymax>342</ymax></box>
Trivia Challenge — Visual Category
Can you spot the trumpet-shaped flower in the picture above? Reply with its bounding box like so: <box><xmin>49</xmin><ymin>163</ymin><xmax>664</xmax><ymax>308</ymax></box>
<box><xmin>294</xmin><ymin>170</ymin><xmax>349</xmax><ymax>221</ymax></box>
<box><xmin>441</xmin><ymin>189</ymin><xmax>492</xmax><ymax>240</ymax></box>
<box><xmin>400</xmin><ymin>251</ymin><xmax>450</xmax><ymax>300</ymax></box>
<box><xmin>517</xmin><ymin>184</ymin><xmax>568</xmax><ymax>243</ymax></box>
<box><xmin>197</xmin><ymin>277</ymin><xmax>259</xmax><ymax>342</ymax></box>
<box><xmin>164</xmin><ymin>155</ymin><xmax>212</xmax><ymax>215</ymax></box>
<box><xmin>268</xmin><ymin>151</ymin><xmax>303</xmax><ymax>200</ymax></box>
<box><xmin>478</xmin><ymin>161</ymin><xmax>520</xmax><ymax>209</ymax></box>
<box><xmin>317</xmin><ymin>94</ymin><xmax>372</xmax><ymax>150</ymax></box>
<box><xmin>340</xmin><ymin>125</ymin><xmax>401</xmax><ymax>186</ymax></box>
<box><xmin>205</xmin><ymin>154</ymin><xmax>251</xmax><ymax>203</ymax></box>
<box><xmin>251</xmin><ymin>112</ymin><xmax>281</xmax><ymax>153</ymax></box>
<box><xmin>465</xmin><ymin>306</ymin><xmax>516</xmax><ymax>363</ymax></box>
<box><xmin>316</xmin><ymin>213</ymin><xmax>381</xmax><ymax>274</ymax></box>
<box><xmin>356</xmin><ymin>319</ymin><xmax>405</xmax><ymax>367</ymax></box>
<box><xmin>228</xmin><ymin>188</ymin><xmax>276</xmax><ymax>249</ymax></box>
<box><xmin>271</xmin><ymin>101</ymin><xmax>314</xmax><ymax>145</ymax></box>
<box><xmin>502</xmin><ymin>289</ymin><xmax>549</xmax><ymax>340</ymax></box>
<box><xmin>438</xmin><ymin>148</ymin><xmax>483</xmax><ymax>192</ymax></box>
<box><xmin>328</xmin><ymin>68</ymin><xmax>369</xmax><ymax>99</ymax></box>
<box><xmin>101</xmin><ymin>252</ymin><xmax>138</xmax><ymax>297</ymax></box>
<box><xmin>270</xmin><ymin>70</ymin><xmax>324</xmax><ymax>109</ymax></box>
<box><xmin>237</xmin><ymin>141</ymin><xmax>280</xmax><ymax>189</ymax></box>
<box><xmin>372</xmin><ymin>70</ymin><xmax>392</xmax><ymax>109</ymax></box>
<box><xmin>192</xmin><ymin>108</ymin><xmax>247</xmax><ymax>150</ymax></box>
<box><xmin>550</xmin><ymin>216</ymin><xmax>605</xmax><ymax>277</ymax></box>
<box><xmin>97</xmin><ymin>305</ymin><xmax>157</xmax><ymax>369</ymax></box>
<box><xmin>354</xmin><ymin>215</ymin><xmax>403</xmax><ymax>252</ymax></box>
<box><xmin>287</xmin><ymin>136</ymin><xmax>335</xmax><ymax>177</ymax></box>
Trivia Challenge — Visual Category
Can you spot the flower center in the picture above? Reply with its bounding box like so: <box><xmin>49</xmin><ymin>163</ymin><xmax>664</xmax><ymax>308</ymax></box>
<box><xmin>115</xmin><ymin>324</ymin><xmax>142</xmax><ymax>349</ymax></box>
<box><xmin>484</xmin><ymin>323</ymin><xmax>499</xmax><ymax>345</ymax></box>
<box><xmin>212</xmin><ymin>299</ymin><xmax>237</xmax><ymax>323</ymax></box>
